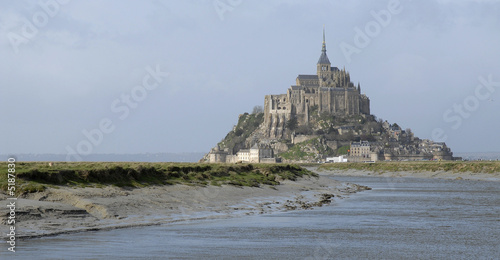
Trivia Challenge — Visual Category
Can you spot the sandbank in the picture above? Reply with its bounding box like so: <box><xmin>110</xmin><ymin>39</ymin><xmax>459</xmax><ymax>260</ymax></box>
<box><xmin>0</xmin><ymin>175</ymin><xmax>369</xmax><ymax>239</ymax></box>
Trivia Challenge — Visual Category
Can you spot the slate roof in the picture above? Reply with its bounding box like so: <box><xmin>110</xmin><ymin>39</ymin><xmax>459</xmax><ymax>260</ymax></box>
<box><xmin>297</xmin><ymin>75</ymin><xmax>318</xmax><ymax>80</ymax></box>
<box><xmin>319</xmin><ymin>87</ymin><xmax>357</xmax><ymax>92</ymax></box>
<box><xmin>318</xmin><ymin>51</ymin><xmax>331</xmax><ymax>64</ymax></box>
<box><xmin>318</xmin><ymin>28</ymin><xmax>331</xmax><ymax>65</ymax></box>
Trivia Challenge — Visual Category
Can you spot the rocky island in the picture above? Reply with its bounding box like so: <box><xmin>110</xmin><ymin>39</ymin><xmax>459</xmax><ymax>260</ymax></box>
<box><xmin>203</xmin><ymin>30</ymin><xmax>457</xmax><ymax>163</ymax></box>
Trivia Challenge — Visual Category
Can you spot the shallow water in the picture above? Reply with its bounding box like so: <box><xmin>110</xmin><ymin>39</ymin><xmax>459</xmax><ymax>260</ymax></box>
<box><xmin>11</xmin><ymin>177</ymin><xmax>500</xmax><ymax>259</ymax></box>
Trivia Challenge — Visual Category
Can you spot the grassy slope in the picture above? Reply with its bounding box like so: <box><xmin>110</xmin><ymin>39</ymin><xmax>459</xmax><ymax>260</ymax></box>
<box><xmin>0</xmin><ymin>162</ymin><xmax>317</xmax><ymax>195</ymax></box>
<box><xmin>280</xmin><ymin>137</ymin><xmax>335</xmax><ymax>161</ymax></box>
<box><xmin>218</xmin><ymin>112</ymin><xmax>264</xmax><ymax>152</ymax></box>
<box><xmin>319</xmin><ymin>161</ymin><xmax>500</xmax><ymax>174</ymax></box>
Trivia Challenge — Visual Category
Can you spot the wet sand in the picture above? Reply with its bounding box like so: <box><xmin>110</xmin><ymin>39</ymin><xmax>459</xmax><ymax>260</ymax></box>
<box><xmin>0</xmin><ymin>175</ymin><xmax>368</xmax><ymax>239</ymax></box>
<box><xmin>3</xmin><ymin>167</ymin><xmax>497</xmax><ymax>239</ymax></box>
<box><xmin>315</xmin><ymin>168</ymin><xmax>500</xmax><ymax>182</ymax></box>
<box><xmin>14</xmin><ymin>175</ymin><xmax>500</xmax><ymax>259</ymax></box>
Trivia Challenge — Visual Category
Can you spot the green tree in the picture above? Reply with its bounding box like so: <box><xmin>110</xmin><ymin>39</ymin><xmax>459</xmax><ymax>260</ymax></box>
<box><xmin>286</xmin><ymin>116</ymin><xmax>298</xmax><ymax>131</ymax></box>
<box><xmin>252</xmin><ymin>105</ymin><xmax>263</xmax><ymax>114</ymax></box>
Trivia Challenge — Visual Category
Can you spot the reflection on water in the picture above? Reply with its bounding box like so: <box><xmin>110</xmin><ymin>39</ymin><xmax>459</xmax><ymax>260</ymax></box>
<box><xmin>15</xmin><ymin>177</ymin><xmax>500</xmax><ymax>259</ymax></box>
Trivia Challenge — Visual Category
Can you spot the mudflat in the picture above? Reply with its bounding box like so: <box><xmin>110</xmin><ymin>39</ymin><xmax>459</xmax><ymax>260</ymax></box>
<box><xmin>0</xmin><ymin>174</ymin><xmax>368</xmax><ymax>238</ymax></box>
<box><xmin>316</xmin><ymin>168</ymin><xmax>500</xmax><ymax>182</ymax></box>
<box><xmin>4</xmin><ymin>161</ymin><xmax>497</xmax><ymax>239</ymax></box>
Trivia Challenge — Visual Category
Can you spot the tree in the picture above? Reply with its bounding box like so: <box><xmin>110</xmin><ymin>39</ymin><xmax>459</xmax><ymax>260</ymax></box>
<box><xmin>234</xmin><ymin>128</ymin><xmax>244</xmax><ymax>136</ymax></box>
<box><xmin>252</xmin><ymin>105</ymin><xmax>263</xmax><ymax>114</ymax></box>
<box><xmin>295</xmin><ymin>125</ymin><xmax>313</xmax><ymax>135</ymax></box>
<box><xmin>286</xmin><ymin>116</ymin><xmax>298</xmax><ymax>131</ymax></box>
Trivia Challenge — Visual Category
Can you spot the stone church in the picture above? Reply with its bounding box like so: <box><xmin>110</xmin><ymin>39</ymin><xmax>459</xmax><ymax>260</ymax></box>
<box><xmin>263</xmin><ymin>30</ymin><xmax>370</xmax><ymax>139</ymax></box>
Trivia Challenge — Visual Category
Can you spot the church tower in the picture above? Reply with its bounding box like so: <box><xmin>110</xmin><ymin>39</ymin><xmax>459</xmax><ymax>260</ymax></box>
<box><xmin>317</xmin><ymin>27</ymin><xmax>332</xmax><ymax>86</ymax></box>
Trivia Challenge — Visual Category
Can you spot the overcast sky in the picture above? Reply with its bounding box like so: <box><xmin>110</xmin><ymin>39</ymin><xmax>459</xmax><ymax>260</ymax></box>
<box><xmin>1</xmin><ymin>0</ymin><xmax>499</xmax><ymax>158</ymax></box>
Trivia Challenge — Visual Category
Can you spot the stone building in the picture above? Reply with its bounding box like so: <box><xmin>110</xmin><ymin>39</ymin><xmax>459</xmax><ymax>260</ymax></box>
<box><xmin>263</xmin><ymin>29</ymin><xmax>370</xmax><ymax>139</ymax></box>
<box><xmin>207</xmin><ymin>144</ymin><xmax>275</xmax><ymax>163</ymax></box>
<box><xmin>237</xmin><ymin>143</ymin><xmax>274</xmax><ymax>163</ymax></box>
<box><xmin>350</xmin><ymin>141</ymin><xmax>371</xmax><ymax>158</ymax></box>
<box><xmin>208</xmin><ymin>145</ymin><xmax>229</xmax><ymax>163</ymax></box>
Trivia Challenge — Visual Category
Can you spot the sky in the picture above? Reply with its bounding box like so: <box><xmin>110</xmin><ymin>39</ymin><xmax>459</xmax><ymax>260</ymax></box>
<box><xmin>1</xmin><ymin>0</ymin><xmax>499</xmax><ymax>159</ymax></box>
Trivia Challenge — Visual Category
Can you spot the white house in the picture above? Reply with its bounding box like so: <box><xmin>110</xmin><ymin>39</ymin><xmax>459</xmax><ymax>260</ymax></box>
<box><xmin>326</xmin><ymin>155</ymin><xmax>348</xmax><ymax>163</ymax></box>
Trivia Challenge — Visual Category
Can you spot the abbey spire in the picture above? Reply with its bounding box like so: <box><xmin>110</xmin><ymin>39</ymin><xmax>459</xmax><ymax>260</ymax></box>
<box><xmin>317</xmin><ymin>26</ymin><xmax>331</xmax><ymax>65</ymax></box>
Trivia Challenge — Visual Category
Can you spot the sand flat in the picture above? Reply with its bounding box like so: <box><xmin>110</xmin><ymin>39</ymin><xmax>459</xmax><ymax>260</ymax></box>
<box><xmin>1</xmin><ymin>175</ymin><xmax>369</xmax><ymax>238</ymax></box>
<box><xmin>316</xmin><ymin>167</ymin><xmax>500</xmax><ymax>182</ymax></box>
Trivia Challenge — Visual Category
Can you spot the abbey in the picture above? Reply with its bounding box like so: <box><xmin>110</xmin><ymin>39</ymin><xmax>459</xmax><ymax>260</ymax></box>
<box><xmin>264</xmin><ymin>30</ymin><xmax>370</xmax><ymax>139</ymax></box>
<box><xmin>203</xmin><ymin>29</ymin><xmax>458</xmax><ymax>163</ymax></box>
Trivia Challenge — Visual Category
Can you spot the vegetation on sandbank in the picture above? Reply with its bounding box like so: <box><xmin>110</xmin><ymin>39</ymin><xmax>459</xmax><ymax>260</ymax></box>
<box><xmin>0</xmin><ymin>162</ymin><xmax>317</xmax><ymax>195</ymax></box>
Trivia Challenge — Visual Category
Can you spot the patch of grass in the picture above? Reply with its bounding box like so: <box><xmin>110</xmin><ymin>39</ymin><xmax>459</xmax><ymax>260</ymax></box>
<box><xmin>22</xmin><ymin>182</ymin><xmax>47</xmax><ymax>193</ymax></box>
<box><xmin>0</xmin><ymin>162</ymin><xmax>317</xmax><ymax>195</ymax></box>
<box><xmin>318</xmin><ymin>161</ymin><xmax>500</xmax><ymax>174</ymax></box>
<box><xmin>336</xmin><ymin>145</ymin><xmax>350</xmax><ymax>155</ymax></box>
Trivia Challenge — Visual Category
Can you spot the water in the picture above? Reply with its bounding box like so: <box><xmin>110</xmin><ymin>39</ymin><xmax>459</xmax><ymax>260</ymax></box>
<box><xmin>11</xmin><ymin>177</ymin><xmax>500</xmax><ymax>259</ymax></box>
